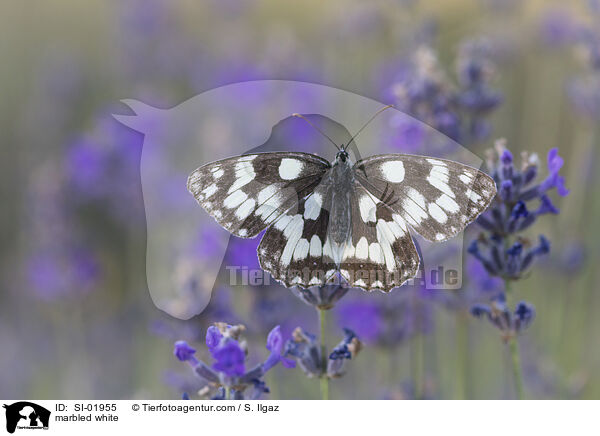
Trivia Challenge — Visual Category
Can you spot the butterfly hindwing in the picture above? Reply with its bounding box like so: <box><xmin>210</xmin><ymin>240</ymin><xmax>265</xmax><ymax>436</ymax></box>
<box><xmin>187</xmin><ymin>152</ymin><xmax>331</xmax><ymax>238</ymax></box>
<box><xmin>257</xmin><ymin>184</ymin><xmax>339</xmax><ymax>287</ymax></box>
<box><xmin>338</xmin><ymin>182</ymin><xmax>420</xmax><ymax>291</ymax></box>
<box><xmin>354</xmin><ymin>154</ymin><xmax>496</xmax><ymax>242</ymax></box>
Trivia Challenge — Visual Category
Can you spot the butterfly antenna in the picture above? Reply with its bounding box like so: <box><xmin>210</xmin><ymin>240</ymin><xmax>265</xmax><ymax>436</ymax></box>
<box><xmin>344</xmin><ymin>104</ymin><xmax>395</xmax><ymax>150</ymax></box>
<box><xmin>292</xmin><ymin>113</ymin><xmax>341</xmax><ymax>151</ymax></box>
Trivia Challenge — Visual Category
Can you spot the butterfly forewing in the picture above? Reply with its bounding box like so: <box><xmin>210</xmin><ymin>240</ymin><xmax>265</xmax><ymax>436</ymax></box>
<box><xmin>187</xmin><ymin>152</ymin><xmax>331</xmax><ymax>238</ymax></box>
<box><xmin>354</xmin><ymin>154</ymin><xmax>496</xmax><ymax>242</ymax></box>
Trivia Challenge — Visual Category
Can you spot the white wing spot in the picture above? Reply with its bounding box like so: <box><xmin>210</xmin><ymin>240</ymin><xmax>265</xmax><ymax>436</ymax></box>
<box><xmin>465</xmin><ymin>189</ymin><xmax>482</xmax><ymax>202</ymax></box>
<box><xmin>369</xmin><ymin>242</ymin><xmax>384</xmax><ymax>264</ymax></box>
<box><xmin>309</xmin><ymin>235</ymin><xmax>322</xmax><ymax>257</ymax></box>
<box><xmin>436</xmin><ymin>194</ymin><xmax>460</xmax><ymax>213</ymax></box>
<box><xmin>274</xmin><ymin>214</ymin><xmax>292</xmax><ymax>231</ymax></box>
<box><xmin>304</xmin><ymin>192</ymin><xmax>322</xmax><ymax>220</ymax></box>
<box><xmin>359</xmin><ymin>194</ymin><xmax>378</xmax><ymax>223</ymax></box>
<box><xmin>340</xmin><ymin>269</ymin><xmax>350</xmax><ymax>281</ymax></box>
<box><xmin>403</xmin><ymin>197</ymin><xmax>428</xmax><ymax>224</ymax></box>
<box><xmin>293</xmin><ymin>238</ymin><xmax>310</xmax><ymax>261</ymax></box>
<box><xmin>280</xmin><ymin>215</ymin><xmax>304</xmax><ymax>267</ymax></box>
<box><xmin>235</xmin><ymin>198</ymin><xmax>256</xmax><ymax>220</ymax></box>
<box><xmin>459</xmin><ymin>173</ymin><xmax>473</xmax><ymax>184</ymax></box>
<box><xmin>258</xmin><ymin>185</ymin><xmax>278</xmax><ymax>204</ymax></box>
<box><xmin>427</xmin><ymin>158</ymin><xmax>445</xmax><ymax>166</ymax></box>
<box><xmin>279</xmin><ymin>158</ymin><xmax>304</xmax><ymax>180</ymax></box>
<box><xmin>225</xmin><ymin>160</ymin><xmax>256</xmax><ymax>194</ymax></box>
<box><xmin>309</xmin><ymin>276</ymin><xmax>322</xmax><ymax>285</ymax></box>
<box><xmin>283</xmin><ymin>215</ymin><xmax>304</xmax><ymax>239</ymax></box>
<box><xmin>376</xmin><ymin>220</ymin><xmax>397</xmax><ymax>272</ymax></box>
<box><xmin>427</xmin><ymin>174</ymin><xmax>455</xmax><ymax>198</ymax></box>
<box><xmin>392</xmin><ymin>214</ymin><xmax>408</xmax><ymax>232</ymax></box>
<box><xmin>355</xmin><ymin>237</ymin><xmax>369</xmax><ymax>260</ymax></box>
<box><xmin>428</xmin><ymin>202</ymin><xmax>448</xmax><ymax>224</ymax></box>
<box><xmin>202</xmin><ymin>183</ymin><xmax>218</xmax><ymax>199</ymax></box>
<box><xmin>372</xmin><ymin>280</ymin><xmax>384</xmax><ymax>289</ymax></box>
<box><xmin>381</xmin><ymin>161</ymin><xmax>405</xmax><ymax>183</ymax></box>
<box><xmin>406</xmin><ymin>187</ymin><xmax>426</xmax><ymax>209</ymax></box>
<box><xmin>355</xmin><ymin>278</ymin><xmax>367</xmax><ymax>287</ymax></box>
<box><xmin>224</xmin><ymin>190</ymin><xmax>248</xmax><ymax>208</ymax></box>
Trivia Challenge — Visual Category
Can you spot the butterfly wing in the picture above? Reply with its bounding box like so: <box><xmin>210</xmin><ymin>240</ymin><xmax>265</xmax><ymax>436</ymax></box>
<box><xmin>258</xmin><ymin>178</ymin><xmax>420</xmax><ymax>292</ymax></box>
<box><xmin>353</xmin><ymin>154</ymin><xmax>497</xmax><ymax>242</ymax></box>
<box><xmin>338</xmin><ymin>181</ymin><xmax>420</xmax><ymax>291</ymax></box>
<box><xmin>187</xmin><ymin>152</ymin><xmax>331</xmax><ymax>238</ymax></box>
<box><xmin>257</xmin><ymin>184</ymin><xmax>339</xmax><ymax>287</ymax></box>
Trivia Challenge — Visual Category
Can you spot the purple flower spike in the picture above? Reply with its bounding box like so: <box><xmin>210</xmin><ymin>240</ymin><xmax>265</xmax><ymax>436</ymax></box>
<box><xmin>470</xmin><ymin>143</ymin><xmax>567</xmax><ymax>280</ymax></box>
<box><xmin>540</xmin><ymin>148</ymin><xmax>569</xmax><ymax>196</ymax></box>
<box><xmin>500</xmin><ymin>149</ymin><xmax>513</xmax><ymax>165</ymax></box>
<box><xmin>212</xmin><ymin>341</ymin><xmax>246</xmax><ymax>377</ymax></box>
<box><xmin>264</xmin><ymin>325</ymin><xmax>296</xmax><ymax>371</ymax></box>
<box><xmin>174</xmin><ymin>341</ymin><xmax>197</xmax><ymax>364</ymax></box>
<box><xmin>206</xmin><ymin>325</ymin><xmax>223</xmax><ymax>353</ymax></box>
<box><xmin>536</xmin><ymin>195</ymin><xmax>560</xmax><ymax>215</ymax></box>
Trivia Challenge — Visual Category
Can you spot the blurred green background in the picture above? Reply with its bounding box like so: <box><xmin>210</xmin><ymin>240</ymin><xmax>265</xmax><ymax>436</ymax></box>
<box><xmin>0</xmin><ymin>0</ymin><xmax>598</xmax><ymax>399</ymax></box>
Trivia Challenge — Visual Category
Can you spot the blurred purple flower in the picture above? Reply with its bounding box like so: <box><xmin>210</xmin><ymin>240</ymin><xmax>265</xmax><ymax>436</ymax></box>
<box><xmin>174</xmin><ymin>323</ymin><xmax>292</xmax><ymax>399</ymax></box>
<box><xmin>335</xmin><ymin>300</ymin><xmax>384</xmax><ymax>343</ymax></box>
<box><xmin>539</xmin><ymin>8</ymin><xmax>577</xmax><ymax>47</ymax></box>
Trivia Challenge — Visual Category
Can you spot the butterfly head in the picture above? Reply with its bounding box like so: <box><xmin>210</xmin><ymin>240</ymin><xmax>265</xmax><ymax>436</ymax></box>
<box><xmin>335</xmin><ymin>149</ymin><xmax>350</xmax><ymax>164</ymax></box>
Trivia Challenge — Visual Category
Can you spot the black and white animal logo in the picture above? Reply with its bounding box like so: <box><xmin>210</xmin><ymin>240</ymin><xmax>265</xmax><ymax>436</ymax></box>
<box><xmin>188</xmin><ymin>107</ymin><xmax>496</xmax><ymax>291</ymax></box>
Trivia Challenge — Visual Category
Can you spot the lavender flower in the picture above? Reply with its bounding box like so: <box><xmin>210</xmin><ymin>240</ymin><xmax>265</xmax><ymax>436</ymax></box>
<box><xmin>469</xmin><ymin>141</ymin><xmax>568</xmax><ymax>280</ymax></box>
<box><xmin>471</xmin><ymin>294</ymin><xmax>535</xmax><ymax>342</ymax></box>
<box><xmin>174</xmin><ymin>323</ymin><xmax>293</xmax><ymax>400</ymax></box>
<box><xmin>283</xmin><ymin>327</ymin><xmax>362</xmax><ymax>379</ymax></box>
<box><xmin>456</xmin><ymin>39</ymin><xmax>503</xmax><ymax>143</ymax></box>
<box><xmin>387</xmin><ymin>41</ymin><xmax>502</xmax><ymax>146</ymax></box>
<box><xmin>548</xmin><ymin>2</ymin><xmax>600</xmax><ymax>119</ymax></box>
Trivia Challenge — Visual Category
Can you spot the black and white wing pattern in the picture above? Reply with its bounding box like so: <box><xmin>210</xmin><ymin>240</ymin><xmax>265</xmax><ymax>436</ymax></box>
<box><xmin>187</xmin><ymin>152</ymin><xmax>330</xmax><ymax>238</ymax></box>
<box><xmin>338</xmin><ymin>181</ymin><xmax>420</xmax><ymax>291</ymax></box>
<box><xmin>354</xmin><ymin>154</ymin><xmax>496</xmax><ymax>242</ymax></box>
<box><xmin>256</xmin><ymin>177</ymin><xmax>421</xmax><ymax>291</ymax></box>
<box><xmin>257</xmin><ymin>184</ymin><xmax>338</xmax><ymax>288</ymax></box>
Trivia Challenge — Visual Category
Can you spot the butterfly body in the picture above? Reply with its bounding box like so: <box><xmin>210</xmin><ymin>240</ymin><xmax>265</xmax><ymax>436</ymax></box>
<box><xmin>324</xmin><ymin>150</ymin><xmax>354</xmax><ymax>259</ymax></box>
<box><xmin>188</xmin><ymin>147</ymin><xmax>496</xmax><ymax>292</ymax></box>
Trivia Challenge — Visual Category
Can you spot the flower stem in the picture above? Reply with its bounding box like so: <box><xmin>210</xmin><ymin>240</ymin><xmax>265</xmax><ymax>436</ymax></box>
<box><xmin>410</xmin><ymin>333</ymin><xmax>424</xmax><ymax>399</ymax></box>
<box><xmin>508</xmin><ymin>338</ymin><xmax>524</xmax><ymax>400</ymax></box>
<box><xmin>318</xmin><ymin>308</ymin><xmax>330</xmax><ymax>400</ymax></box>
<box><xmin>455</xmin><ymin>313</ymin><xmax>470</xmax><ymax>400</ymax></box>
<box><xmin>504</xmin><ymin>279</ymin><xmax>524</xmax><ymax>400</ymax></box>
<box><xmin>225</xmin><ymin>386</ymin><xmax>231</xmax><ymax>400</ymax></box>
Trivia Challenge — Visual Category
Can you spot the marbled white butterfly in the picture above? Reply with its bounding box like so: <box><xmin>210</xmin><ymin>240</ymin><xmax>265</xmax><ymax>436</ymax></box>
<box><xmin>187</xmin><ymin>106</ymin><xmax>497</xmax><ymax>291</ymax></box>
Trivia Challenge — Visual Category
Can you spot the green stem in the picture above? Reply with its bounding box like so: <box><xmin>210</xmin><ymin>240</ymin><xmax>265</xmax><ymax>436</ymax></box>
<box><xmin>225</xmin><ymin>386</ymin><xmax>231</xmax><ymax>400</ymax></box>
<box><xmin>318</xmin><ymin>308</ymin><xmax>329</xmax><ymax>400</ymax></box>
<box><xmin>410</xmin><ymin>333</ymin><xmax>424</xmax><ymax>399</ymax></box>
<box><xmin>504</xmin><ymin>279</ymin><xmax>524</xmax><ymax>399</ymax></box>
<box><xmin>455</xmin><ymin>314</ymin><xmax>470</xmax><ymax>400</ymax></box>
<box><xmin>508</xmin><ymin>339</ymin><xmax>524</xmax><ymax>400</ymax></box>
